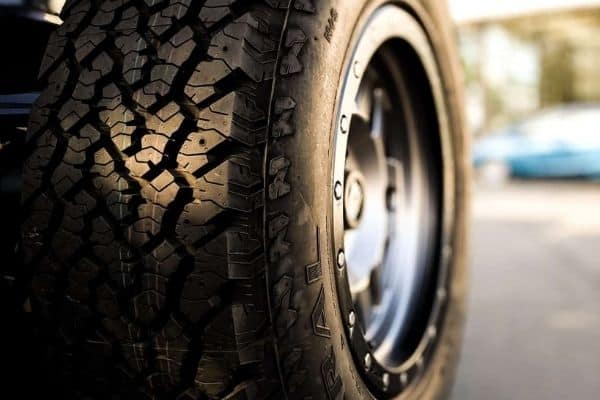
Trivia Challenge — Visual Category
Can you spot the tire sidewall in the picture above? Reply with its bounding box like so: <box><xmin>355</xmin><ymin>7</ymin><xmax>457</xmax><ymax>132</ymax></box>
<box><xmin>265</xmin><ymin>0</ymin><xmax>469</xmax><ymax>398</ymax></box>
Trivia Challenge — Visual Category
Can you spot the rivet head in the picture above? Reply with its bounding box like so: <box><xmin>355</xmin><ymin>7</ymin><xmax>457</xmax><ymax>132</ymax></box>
<box><xmin>337</xmin><ymin>250</ymin><xmax>346</xmax><ymax>268</ymax></box>
<box><xmin>334</xmin><ymin>181</ymin><xmax>343</xmax><ymax>200</ymax></box>
<box><xmin>428</xmin><ymin>325</ymin><xmax>437</xmax><ymax>339</ymax></box>
<box><xmin>443</xmin><ymin>244</ymin><xmax>453</xmax><ymax>260</ymax></box>
<box><xmin>348</xmin><ymin>311</ymin><xmax>356</xmax><ymax>327</ymax></box>
<box><xmin>364</xmin><ymin>353</ymin><xmax>372</xmax><ymax>369</ymax></box>
<box><xmin>386</xmin><ymin>188</ymin><xmax>397</xmax><ymax>212</ymax></box>
<box><xmin>400</xmin><ymin>372</ymin><xmax>408</xmax><ymax>386</ymax></box>
<box><xmin>382</xmin><ymin>373</ymin><xmax>390</xmax><ymax>390</ymax></box>
<box><xmin>340</xmin><ymin>115</ymin><xmax>349</xmax><ymax>134</ymax></box>
<box><xmin>437</xmin><ymin>287</ymin><xmax>447</xmax><ymax>301</ymax></box>
<box><xmin>353</xmin><ymin>60</ymin><xmax>361</xmax><ymax>78</ymax></box>
<box><xmin>416</xmin><ymin>357</ymin><xmax>424</xmax><ymax>370</ymax></box>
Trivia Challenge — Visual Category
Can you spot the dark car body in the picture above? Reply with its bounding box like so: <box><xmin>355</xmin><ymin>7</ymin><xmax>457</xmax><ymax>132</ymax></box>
<box><xmin>0</xmin><ymin>0</ymin><xmax>64</xmax><ymax>274</ymax></box>
<box><xmin>0</xmin><ymin>0</ymin><xmax>63</xmax><ymax>127</ymax></box>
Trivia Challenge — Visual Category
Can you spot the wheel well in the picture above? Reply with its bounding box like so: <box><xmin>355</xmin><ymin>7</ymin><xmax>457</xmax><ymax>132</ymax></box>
<box><xmin>0</xmin><ymin>15</ymin><xmax>57</xmax><ymax>94</ymax></box>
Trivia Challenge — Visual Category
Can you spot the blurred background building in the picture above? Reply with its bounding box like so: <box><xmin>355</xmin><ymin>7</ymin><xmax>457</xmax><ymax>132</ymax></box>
<box><xmin>450</xmin><ymin>0</ymin><xmax>600</xmax><ymax>135</ymax></box>
<box><xmin>447</xmin><ymin>2</ymin><xmax>600</xmax><ymax>399</ymax></box>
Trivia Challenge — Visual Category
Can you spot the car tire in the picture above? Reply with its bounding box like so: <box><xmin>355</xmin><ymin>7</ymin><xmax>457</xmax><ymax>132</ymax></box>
<box><xmin>22</xmin><ymin>0</ymin><xmax>469</xmax><ymax>398</ymax></box>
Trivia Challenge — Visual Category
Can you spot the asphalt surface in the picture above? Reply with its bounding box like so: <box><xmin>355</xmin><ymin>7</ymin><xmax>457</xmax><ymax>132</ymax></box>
<box><xmin>451</xmin><ymin>181</ymin><xmax>600</xmax><ymax>400</ymax></box>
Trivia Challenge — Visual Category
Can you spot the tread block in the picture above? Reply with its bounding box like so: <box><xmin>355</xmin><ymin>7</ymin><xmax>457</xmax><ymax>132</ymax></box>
<box><xmin>177</xmin><ymin>130</ymin><xmax>227</xmax><ymax>175</ymax></box>
<box><xmin>208</xmin><ymin>15</ymin><xmax>278</xmax><ymax>83</ymax></box>
<box><xmin>74</xmin><ymin>26</ymin><xmax>108</xmax><ymax>63</ymax></box>
<box><xmin>185</xmin><ymin>59</ymin><xmax>232</xmax><ymax>104</ymax></box>
<box><xmin>115</xmin><ymin>31</ymin><xmax>150</xmax><ymax>85</ymax></box>
<box><xmin>196</xmin><ymin>92</ymin><xmax>266</xmax><ymax>146</ymax></box>
<box><xmin>157</xmin><ymin>26</ymin><xmax>196</xmax><ymax>66</ymax></box>
<box><xmin>148</xmin><ymin>0</ymin><xmax>192</xmax><ymax>36</ymax></box>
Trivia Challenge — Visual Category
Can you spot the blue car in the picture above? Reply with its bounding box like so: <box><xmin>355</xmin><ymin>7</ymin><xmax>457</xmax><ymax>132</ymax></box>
<box><xmin>474</xmin><ymin>104</ymin><xmax>600</xmax><ymax>178</ymax></box>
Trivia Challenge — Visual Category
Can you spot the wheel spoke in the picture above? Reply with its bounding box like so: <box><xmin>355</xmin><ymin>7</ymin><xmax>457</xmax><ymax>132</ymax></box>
<box><xmin>370</xmin><ymin>88</ymin><xmax>385</xmax><ymax>140</ymax></box>
<box><xmin>352</xmin><ymin>265</ymin><xmax>382</xmax><ymax>328</ymax></box>
<box><xmin>386</xmin><ymin>158</ymin><xmax>404</xmax><ymax>217</ymax></box>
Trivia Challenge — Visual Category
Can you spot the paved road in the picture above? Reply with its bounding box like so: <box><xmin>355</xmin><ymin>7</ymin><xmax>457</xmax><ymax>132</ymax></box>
<box><xmin>451</xmin><ymin>181</ymin><xmax>600</xmax><ymax>400</ymax></box>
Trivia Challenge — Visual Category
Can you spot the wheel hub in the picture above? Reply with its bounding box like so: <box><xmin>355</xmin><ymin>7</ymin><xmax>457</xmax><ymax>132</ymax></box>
<box><xmin>344</xmin><ymin>171</ymin><xmax>365</xmax><ymax>229</ymax></box>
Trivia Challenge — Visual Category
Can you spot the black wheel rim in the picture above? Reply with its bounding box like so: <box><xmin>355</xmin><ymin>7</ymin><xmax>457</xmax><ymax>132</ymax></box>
<box><xmin>331</xmin><ymin>5</ymin><xmax>456</xmax><ymax>396</ymax></box>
